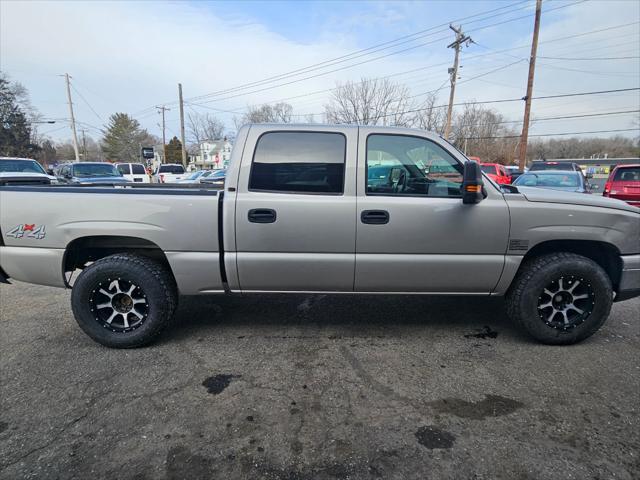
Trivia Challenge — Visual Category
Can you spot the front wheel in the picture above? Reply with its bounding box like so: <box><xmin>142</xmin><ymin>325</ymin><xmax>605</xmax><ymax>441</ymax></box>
<box><xmin>506</xmin><ymin>252</ymin><xmax>613</xmax><ymax>345</ymax></box>
<box><xmin>71</xmin><ymin>254</ymin><xmax>177</xmax><ymax>348</ymax></box>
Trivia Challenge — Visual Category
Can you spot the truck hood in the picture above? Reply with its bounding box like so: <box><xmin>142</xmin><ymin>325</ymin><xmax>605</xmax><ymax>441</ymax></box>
<box><xmin>73</xmin><ymin>177</ymin><xmax>129</xmax><ymax>184</ymax></box>
<box><xmin>516</xmin><ymin>186</ymin><xmax>640</xmax><ymax>213</ymax></box>
<box><xmin>0</xmin><ymin>172</ymin><xmax>49</xmax><ymax>178</ymax></box>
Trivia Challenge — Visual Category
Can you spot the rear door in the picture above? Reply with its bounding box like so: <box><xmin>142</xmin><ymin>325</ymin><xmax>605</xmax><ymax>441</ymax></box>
<box><xmin>116</xmin><ymin>164</ymin><xmax>132</xmax><ymax>181</ymax></box>
<box><xmin>355</xmin><ymin>129</ymin><xmax>509</xmax><ymax>293</ymax></box>
<box><xmin>130</xmin><ymin>163</ymin><xmax>149</xmax><ymax>183</ymax></box>
<box><xmin>234</xmin><ymin>126</ymin><xmax>357</xmax><ymax>292</ymax></box>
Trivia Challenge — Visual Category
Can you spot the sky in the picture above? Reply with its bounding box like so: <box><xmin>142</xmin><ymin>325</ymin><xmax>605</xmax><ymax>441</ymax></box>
<box><xmin>1</xmin><ymin>0</ymin><xmax>639</xmax><ymax>144</ymax></box>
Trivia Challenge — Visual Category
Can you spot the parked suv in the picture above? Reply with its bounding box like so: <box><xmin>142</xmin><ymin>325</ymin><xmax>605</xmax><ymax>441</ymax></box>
<box><xmin>603</xmin><ymin>164</ymin><xmax>640</xmax><ymax>206</ymax></box>
<box><xmin>116</xmin><ymin>163</ymin><xmax>149</xmax><ymax>183</ymax></box>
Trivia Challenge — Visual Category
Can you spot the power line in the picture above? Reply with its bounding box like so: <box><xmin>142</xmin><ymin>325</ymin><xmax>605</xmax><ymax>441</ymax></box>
<box><xmin>294</xmin><ymin>87</ymin><xmax>640</xmax><ymax>119</ymax></box>
<box><xmin>70</xmin><ymin>82</ymin><xmax>103</xmax><ymax>121</ymax></box>
<box><xmin>468</xmin><ymin>128</ymin><xmax>639</xmax><ymax>139</ymax></box>
<box><xmin>184</xmin><ymin>1</ymin><xmax>533</xmax><ymax>104</ymax></box>
<box><xmin>538</xmin><ymin>55</ymin><xmax>640</xmax><ymax>60</ymax></box>
<box><xmin>458</xmin><ymin>109</ymin><xmax>640</xmax><ymax>128</ymax></box>
<box><xmin>185</xmin><ymin>21</ymin><xmax>639</xmax><ymax>116</ymax></box>
<box><xmin>134</xmin><ymin>0</ymin><xmax>584</xmax><ymax>116</ymax></box>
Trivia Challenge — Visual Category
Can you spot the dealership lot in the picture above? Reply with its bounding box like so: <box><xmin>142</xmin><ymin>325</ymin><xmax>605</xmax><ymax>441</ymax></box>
<box><xmin>0</xmin><ymin>281</ymin><xmax>638</xmax><ymax>480</ymax></box>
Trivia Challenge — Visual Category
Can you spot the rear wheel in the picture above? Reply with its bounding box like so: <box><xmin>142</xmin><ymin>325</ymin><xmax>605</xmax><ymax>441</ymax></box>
<box><xmin>506</xmin><ymin>252</ymin><xmax>613</xmax><ymax>345</ymax></box>
<box><xmin>71</xmin><ymin>254</ymin><xmax>177</xmax><ymax>348</ymax></box>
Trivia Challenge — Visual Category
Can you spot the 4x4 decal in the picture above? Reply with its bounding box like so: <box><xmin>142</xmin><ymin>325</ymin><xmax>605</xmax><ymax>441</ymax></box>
<box><xmin>6</xmin><ymin>224</ymin><xmax>46</xmax><ymax>240</ymax></box>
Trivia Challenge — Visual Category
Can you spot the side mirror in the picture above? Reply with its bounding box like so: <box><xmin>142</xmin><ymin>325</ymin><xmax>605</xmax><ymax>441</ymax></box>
<box><xmin>46</xmin><ymin>168</ymin><xmax>54</xmax><ymax>175</ymax></box>
<box><xmin>462</xmin><ymin>161</ymin><xmax>485</xmax><ymax>204</ymax></box>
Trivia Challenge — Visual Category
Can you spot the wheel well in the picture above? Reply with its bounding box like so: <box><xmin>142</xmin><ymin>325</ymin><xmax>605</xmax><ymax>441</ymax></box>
<box><xmin>63</xmin><ymin>236</ymin><xmax>172</xmax><ymax>285</ymax></box>
<box><xmin>521</xmin><ymin>240</ymin><xmax>622</xmax><ymax>289</ymax></box>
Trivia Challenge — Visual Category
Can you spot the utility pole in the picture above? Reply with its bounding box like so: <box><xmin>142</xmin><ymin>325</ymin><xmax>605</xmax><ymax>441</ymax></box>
<box><xmin>156</xmin><ymin>105</ymin><xmax>170</xmax><ymax>164</ymax></box>
<box><xmin>518</xmin><ymin>0</ymin><xmax>542</xmax><ymax>171</ymax></box>
<box><xmin>443</xmin><ymin>25</ymin><xmax>472</xmax><ymax>140</ymax></box>
<box><xmin>80</xmin><ymin>129</ymin><xmax>87</xmax><ymax>159</ymax></box>
<box><xmin>178</xmin><ymin>84</ymin><xmax>188</xmax><ymax>169</ymax></box>
<box><xmin>64</xmin><ymin>73</ymin><xmax>80</xmax><ymax>162</ymax></box>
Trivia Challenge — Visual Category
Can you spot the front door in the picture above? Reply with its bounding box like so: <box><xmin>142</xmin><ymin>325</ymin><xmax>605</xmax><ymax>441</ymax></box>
<box><xmin>234</xmin><ymin>126</ymin><xmax>358</xmax><ymax>292</ymax></box>
<box><xmin>355</xmin><ymin>129</ymin><xmax>509</xmax><ymax>293</ymax></box>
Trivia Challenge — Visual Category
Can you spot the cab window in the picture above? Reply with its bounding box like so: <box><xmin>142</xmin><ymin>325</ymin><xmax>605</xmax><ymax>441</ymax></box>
<box><xmin>250</xmin><ymin>131</ymin><xmax>346</xmax><ymax>194</ymax></box>
<box><xmin>117</xmin><ymin>164</ymin><xmax>130</xmax><ymax>175</ymax></box>
<box><xmin>366</xmin><ymin>134</ymin><xmax>463</xmax><ymax>197</ymax></box>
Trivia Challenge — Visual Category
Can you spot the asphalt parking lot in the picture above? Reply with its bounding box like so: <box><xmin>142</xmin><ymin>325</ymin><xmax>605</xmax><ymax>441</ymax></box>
<box><xmin>1</xmin><ymin>281</ymin><xmax>638</xmax><ymax>480</ymax></box>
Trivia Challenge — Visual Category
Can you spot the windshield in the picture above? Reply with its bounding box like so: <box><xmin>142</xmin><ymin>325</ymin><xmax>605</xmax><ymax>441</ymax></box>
<box><xmin>158</xmin><ymin>165</ymin><xmax>185</xmax><ymax>174</ymax></box>
<box><xmin>73</xmin><ymin>163</ymin><xmax>121</xmax><ymax>177</ymax></box>
<box><xmin>529</xmin><ymin>162</ymin><xmax>574</xmax><ymax>171</ymax></box>
<box><xmin>211</xmin><ymin>170</ymin><xmax>226</xmax><ymax>178</ymax></box>
<box><xmin>0</xmin><ymin>159</ymin><xmax>47</xmax><ymax>174</ymax></box>
<box><xmin>514</xmin><ymin>172</ymin><xmax>580</xmax><ymax>188</ymax></box>
<box><xmin>185</xmin><ymin>171</ymin><xmax>204</xmax><ymax>180</ymax></box>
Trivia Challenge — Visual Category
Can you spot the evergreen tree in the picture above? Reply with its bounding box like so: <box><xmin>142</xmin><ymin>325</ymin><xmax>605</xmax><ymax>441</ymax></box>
<box><xmin>101</xmin><ymin>113</ymin><xmax>153</xmax><ymax>162</ymax></box>
<box><xmin>165</xmin><ymin>136</ymin><xmax>183</xmax><ymax>164</ymax></box>
<box><xmin>0</xmin><ymin>74</ymin><xmax>39</xmax><ymax>157</ymax></box>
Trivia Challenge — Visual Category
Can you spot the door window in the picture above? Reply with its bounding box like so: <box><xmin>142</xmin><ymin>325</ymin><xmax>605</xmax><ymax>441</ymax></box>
<box><xmin>366</xmin><ymin>134</ymin><xmax>463</xmax><ymax>197</ymax></box>
<box><xmin>131</xmin><ymin>164</ymin><xmax>146</xmax><ymax>174</ymax></box>
<box><xmin>117</xmin><ymin>164</ymin><xmax>130</xmax><ymax>175</ymax></box>
<box><xmin>250</xmin><ymin>131</ymin><xmax>346</xmax><ymax>194</ymax></box>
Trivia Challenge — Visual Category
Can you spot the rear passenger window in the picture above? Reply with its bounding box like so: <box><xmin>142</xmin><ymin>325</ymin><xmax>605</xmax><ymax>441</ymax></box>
<box><xmin>250</xmin><ymin>132</ymin><xmax>346</xmax><ymax>194</ymax></box>
<box><xmin>614</xmin><ymin>167</ymin><xmax>640</xmax><ymax>181</ymax></box>
<box><xmin>131</xmin><ymin>164</ymin><xmax>145</xmax><ymax>174</ymax></box>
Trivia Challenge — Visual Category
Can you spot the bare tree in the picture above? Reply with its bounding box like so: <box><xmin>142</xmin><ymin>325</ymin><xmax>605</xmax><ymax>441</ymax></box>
<box><xmin>234</xmin><ymin>102</ymin><xmax>293</xmax><ymax>129</ymax></box>
<box><xmin>187</xmin><ymin>112</ymin><xmax>225</xmax><ymax>146</ymax></box>
<box><xmin>451</xmin><ymin>103</ymin><xmax>519</xmax><ymax>164</ymax></box>
<box><xmin>324</xmin><ymin>78</ymin><xmax>414</xmax><ymax>127</ymax></box>
<box><xmin>412</xmin><ymin>92</ymin><xmax>446</xmax><ymax>134</ymax></box>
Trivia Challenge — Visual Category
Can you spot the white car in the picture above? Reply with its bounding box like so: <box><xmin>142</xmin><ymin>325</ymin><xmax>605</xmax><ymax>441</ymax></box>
<box><xmin>152</xmin><ymin>164</ymin><xmax>186</xmax><ymax>183</ymax></box>
<box><xmin>0</xmin><ymin>157</ymin><xmax>57</xmax><ymax>185</ymax></box>
<box><xmin>116</xmin><ymin>163</ymin><xmax>150</xmax><ymax>183</ymax></box>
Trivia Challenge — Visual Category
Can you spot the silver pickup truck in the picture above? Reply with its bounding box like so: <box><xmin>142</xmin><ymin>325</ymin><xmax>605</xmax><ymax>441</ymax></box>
<box><xmin>1</xmin><ymin>124</ymin><xmax>638</xmax><ymax>348</ymax></box>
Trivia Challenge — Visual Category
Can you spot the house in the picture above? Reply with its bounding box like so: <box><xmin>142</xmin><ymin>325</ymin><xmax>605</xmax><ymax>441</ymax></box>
<box><xmin>191</xmin><ymin>137</ymin><xmax>233</xmax><ymax>170</ymax></box>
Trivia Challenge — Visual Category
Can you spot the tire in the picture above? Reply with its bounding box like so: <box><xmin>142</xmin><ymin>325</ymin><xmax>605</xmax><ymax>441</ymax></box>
<box><xmin>71</xmin><ymin>254</ymin><xmax>177</xmax><ymax>348</ymax></box>
<box><xmin>506</xmin><ymin>252</ymin><xmax>613</xmax><ymax>345</ymax></box>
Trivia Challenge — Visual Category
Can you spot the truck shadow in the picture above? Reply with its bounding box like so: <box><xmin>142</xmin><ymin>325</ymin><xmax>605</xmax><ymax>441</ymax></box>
<box><xmin>165</xmin><ymin>293</ymin><xmax>522</xmax><ymax>343</ymax></box>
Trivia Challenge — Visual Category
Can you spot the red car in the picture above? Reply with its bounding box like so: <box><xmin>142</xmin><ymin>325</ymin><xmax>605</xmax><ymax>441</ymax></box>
<box><xmin>479</xmin><ymin>162</ymin><xmax>512</xmax><ymax>185</ymax></box>
<box><xmin>603</xmin><ymin>164</ymin><xmax>640</xmax><ymax>207</ymax></box>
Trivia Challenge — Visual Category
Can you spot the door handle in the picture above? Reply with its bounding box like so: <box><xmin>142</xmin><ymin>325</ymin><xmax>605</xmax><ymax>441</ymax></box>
<box><xmin>361</xmin><ymin>210</ymin><xmax>389</xmax><ymax>225</ymax></box>
<box><xmin>248</xmin><ymin>208</ymin><xmax>277</xmax><ymax>224</ymax></box>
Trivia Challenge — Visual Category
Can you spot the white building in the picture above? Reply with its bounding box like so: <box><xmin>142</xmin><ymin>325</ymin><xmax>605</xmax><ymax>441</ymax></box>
<box><xmin>190</xmin><ymin>138</ymin><xmax>233</xmax><ymax>170</ymax></box>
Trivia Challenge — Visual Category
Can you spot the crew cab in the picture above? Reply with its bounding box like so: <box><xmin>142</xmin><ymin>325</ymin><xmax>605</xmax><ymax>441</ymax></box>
<box><xmin>1</xmin><ymin>124</ymin><xmax>638</xmax><ymax>348</ymax></box>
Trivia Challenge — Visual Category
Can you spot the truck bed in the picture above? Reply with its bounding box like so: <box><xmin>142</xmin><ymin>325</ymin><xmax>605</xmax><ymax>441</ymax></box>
<box><xmin>0</xmin><ymin>185</ymin><xmax>225</xmax><ymax>294</ymax></box>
